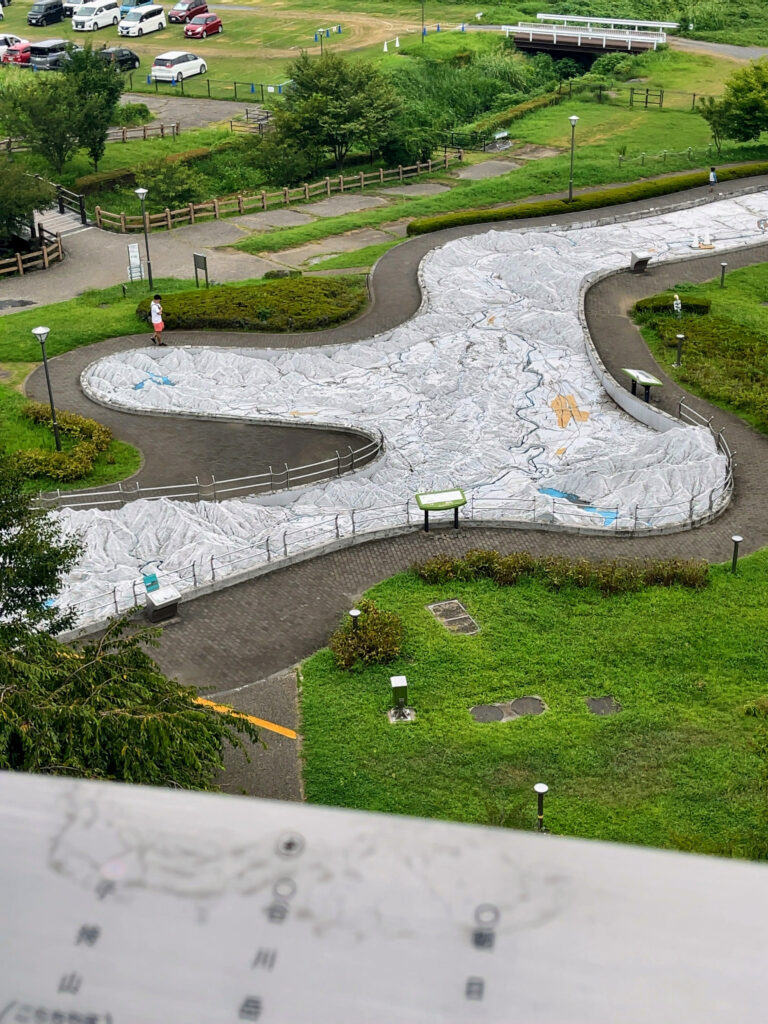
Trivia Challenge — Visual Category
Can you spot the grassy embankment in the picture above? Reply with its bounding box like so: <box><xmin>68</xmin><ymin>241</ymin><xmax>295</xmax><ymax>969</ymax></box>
<box><xmin>301</xmin><ymin>552</ymin><xmax>768</xmax><ymax>858</ymax></box>
<box><xmin>635</xmin><ymin>262</ymin><xmax>768</xmax><ymax>435</ymax></box>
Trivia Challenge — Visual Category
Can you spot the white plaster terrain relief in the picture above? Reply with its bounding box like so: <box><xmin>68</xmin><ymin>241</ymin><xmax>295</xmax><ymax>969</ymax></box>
<box><xmin>60</xmin><ymin>194</ymin><xmax>768</xmax><ymax>624</ymax></box>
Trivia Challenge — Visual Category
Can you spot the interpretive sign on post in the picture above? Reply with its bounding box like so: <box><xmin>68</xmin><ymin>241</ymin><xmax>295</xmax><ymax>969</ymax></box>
<box><xmin>127</xmin><ymin>242</ymin><xmax>143</xmax><ymax>282</ymax></box>
<box><xmin>415</xmin><ymin>488</ymin><xmax>467</xmax><ymax>532</ymax></box>
<box><xmin>622</xmin><ymin>368</ymin><xmax>663</xmax><ymax>403</ymax></box>
<box><xmin>193</xmin><ymin>251</ymin><xmax>209</xmax><ymax>289</ymax></box>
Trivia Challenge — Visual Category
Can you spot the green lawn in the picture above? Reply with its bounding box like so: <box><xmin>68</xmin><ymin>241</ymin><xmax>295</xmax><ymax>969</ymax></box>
<box><xmin>635</xmin><ymin>263</ymin><xmax>768</xmax><ymax>435</ymax></box>
<box><xmin>300</xmin><ymin>554</ymin><xmax>768</xmax><ymax>858</ymax></box>
<box><xmin>311</xmin><ymin>239</ymin><xmax>403</xmax><ymax>270</ymax></box>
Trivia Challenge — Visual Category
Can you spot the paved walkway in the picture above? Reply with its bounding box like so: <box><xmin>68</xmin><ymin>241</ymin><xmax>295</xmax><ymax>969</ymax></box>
<box><xmin>19</xmin><ymin>177</ymin><xmax>768</xmax><ymax>802</ymax></box>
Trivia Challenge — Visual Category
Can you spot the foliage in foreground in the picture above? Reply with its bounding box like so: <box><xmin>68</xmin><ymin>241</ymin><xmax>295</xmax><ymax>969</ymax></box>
<box><xmin>0</xmin><ymin>620</ymin><xmax>261</xmax><ymax>788</ymax></box>
<box><xmin>406</xmin><ymin>161</ymin><xmax>768</xmax><ymax>235</ymax></box>
<box><xmin>413</xmin><ymin>550</ymin><xmax>709</xmax><ymax>594</ymax></box>
<box><xmin>300</xmin><ymin>553</ymin><xmax>768</xmax><ymax>859</ymax></box>
<box><xmin>329</xmin><ymin>599</ymin><xmax>404</xmax><ymax>669</ymax></box>
<box><xmin>136</xmin><ymin>276</ymin><xmax>368</xmax><ymax>332</ymax></box>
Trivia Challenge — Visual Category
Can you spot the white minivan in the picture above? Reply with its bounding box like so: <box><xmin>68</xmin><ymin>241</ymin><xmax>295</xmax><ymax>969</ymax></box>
<box><xmin>73</xmin><ymin>0</ymin><xmax>119</xmax><ymax>29</ymax></box>
<box><xmin>118</xmin><ymin>2</ymin><xmax>164</xmax><ymax>35</ymax></box>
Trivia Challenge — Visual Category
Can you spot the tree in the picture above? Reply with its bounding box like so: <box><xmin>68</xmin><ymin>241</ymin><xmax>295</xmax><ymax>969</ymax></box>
<box><xmin>701</xmin><ymin>59</ymin><xmax>768</xmax><ymax>145</ymax></box>
<box><xmin>0</xmin><ymin>620</ymin><xmax>261</xmax><ymax>787</ymax></box>
<box><xmin>63</xmin><ymin>45</ymin><xmax>123</xmax><ymax>171</ymax></box>
<box><xmin>0</xmin><ymin>450</ymin><xmax>261</xmax><ymax>789</ymax></box>
<box><xmin>0</xmin><ymin>74</ymin><xmax>81</xmax><ymax>174</ymax></box>
<box><xmin>0</xmin><ymin>449</ymin><xmax>81</xmax><ymax>645</ymax></box>
<box><xmin>283</xmin><ymin>52</ymin><xmax>402</xmax><ymax>170</ymax></box>
<box><xmin>698</xmin><ymin>95</ymin><xmax>729</xmax><ymax>154</ymax></box>
<box><xmin>0</xmin><ymin>156</ymin><xmax>55</xmax><ymax>242</ymax></box>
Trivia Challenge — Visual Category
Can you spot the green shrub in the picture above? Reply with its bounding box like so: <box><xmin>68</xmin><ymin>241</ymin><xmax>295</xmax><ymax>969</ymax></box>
<box><xmin>135</xmin><ymin>276</ymin><xmax>367</xmax><ymax>332</ymax></box>
<box><xmin>406</xmin><ymin>162</ymin><xmax>768</xmax><ymax>236</ymax></box>
<box><xmin>164</xmin><ymin>146</ymin><xmax>213</xmax><ymax>166</ymax></box>
<box><xmin>14</xmin><ymin>403</ymin><xmax>113</xmax><ymax>482</ymax></box>
<box><xmin>411</xmin><ymin>551</ymin><xmax>709</xmax><ymax>593</ymax></box>
<box><xmin>75</xmin><ymin>166</ymin><xmax>136</xmax><ymax>194</ymax></box>
<box><xmin>263</xmin><ymin>269</ymin><xmax>302</xmax><ymax>279</ymax></box>
<box><xmin>113</xmin><ymin>102</ymin><xmax>152</xmax><ymax>128</ymax></box>
<box><xmin>634</xmin><ymin>294</ymin><xmax>711</xmax><ymax>315</ymax></box>
<box><xmin>328</xmin><ymin>598</ymin><xmax>404</xmax><ymax>669</ymax></box>
<box><xmin>745</xmin><ymin>697</ymin><xmax>768</xmax><ymax>718</ymax></box>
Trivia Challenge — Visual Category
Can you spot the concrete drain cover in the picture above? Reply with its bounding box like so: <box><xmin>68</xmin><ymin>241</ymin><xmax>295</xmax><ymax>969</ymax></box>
<box><xmin>585</xmin><ymin>695</ymin><xmax>622</xmax><ymax>715</ymax></box>
<box><xmin>427</xmin><ymin>599</ymin><xmax>479</xmax><ymax>635</ymax></box>
<box><xmin>470</xmin><ymin>696</ymin><xmax>547</xmax><ymax>723</ymax></box>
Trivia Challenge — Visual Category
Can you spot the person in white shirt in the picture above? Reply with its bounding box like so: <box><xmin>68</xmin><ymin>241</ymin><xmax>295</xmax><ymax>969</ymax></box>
<box><xmin>150</xmin><ymin>294</ymin><xmax>165</xmax><ymax>346</ymax></box>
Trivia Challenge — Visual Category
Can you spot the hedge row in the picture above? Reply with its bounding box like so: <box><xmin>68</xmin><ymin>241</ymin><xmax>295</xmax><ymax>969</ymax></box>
<box><xmin>14</xmin><ymin>403</ymin><xmax>113</xmax><ymax>483</ymax></box>
<box><xmin>634</xmin><ymin>293</ymin><xmax>711</xmax><ymax>315</ymax></box>
<box><xmin>471</xmin><ymin>89</ymin><xmax>563</xmax><ymax>136</ymax></box>
<box><xmin>74</xmin><ymin>146</ymin><xmax>214</xmax><ymax>195</ymax></box>
<box><xmin>413</xmin><ymin>549</ymin><xmax>709</xmax><ymax>594</ymax></box>
<box><xmin>136</xmin><ymin>275</ymin><xmax>368</xmax><ymax>332</ymax></box>
<box><xmin>406</xmin><ymin>162</ymin><xmax>768</xmax><ymax>236</ymax></box>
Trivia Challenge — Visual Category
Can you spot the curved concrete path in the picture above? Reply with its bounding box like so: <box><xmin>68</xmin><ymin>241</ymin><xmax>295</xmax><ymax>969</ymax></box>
<box><xmin>26</xmin><ymin>181</ymin><xmax>768</xmax><ymax>801</ymax></box>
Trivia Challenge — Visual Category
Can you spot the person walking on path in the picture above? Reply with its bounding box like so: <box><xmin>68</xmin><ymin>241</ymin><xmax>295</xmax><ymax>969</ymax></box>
<box><xmin>709</xmin><ymin>166</ymin><xmax>718</xmax><ymax>193</ymax></box>
<box><xmin>150</xmin><ymin>294</ymin><xmax>166</xmax><ymax>346</ymax></box>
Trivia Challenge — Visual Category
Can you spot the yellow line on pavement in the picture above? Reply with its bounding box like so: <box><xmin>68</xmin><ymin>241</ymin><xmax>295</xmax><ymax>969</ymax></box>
<box><xmin>194</xmin><ymin>697</ymin><xmax>298</xmax><ymax>740</ymax></box>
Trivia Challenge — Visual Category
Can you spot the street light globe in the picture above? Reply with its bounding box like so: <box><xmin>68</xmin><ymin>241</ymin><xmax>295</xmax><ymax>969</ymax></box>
<box><xmin>533</xmin><ymin>782</ymin><xmax>549</xmax><ymax>795</ymax></box>
<box><xmin>31</xmin><ymin>326</ymin><xmax>50</xmax><ymax>346</ymax></box>
<box><xmin>134</xmin><ymin>187</ymin><xmax>148</xmax><ymax>201</ymax></box>
<box><xmin>568</xmin><ymin>115</ymin><xmax>579</xmax><ymax>127</ymax></box>
<box><xmin>732</xmin><ymin>535</ymin><xmax>743</xmax><ymax>544</ymax></box>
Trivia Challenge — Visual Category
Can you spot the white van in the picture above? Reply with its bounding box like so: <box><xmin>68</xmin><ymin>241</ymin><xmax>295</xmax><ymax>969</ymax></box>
<box><xmin>73</xmin><ymin>0</ymin><xmax>119</xmax><ymax>28</ymax></box>
<box><xmin>118</xmin><ymin>2</ymin><xmax>164</xmax><ymax>35</ymax></box>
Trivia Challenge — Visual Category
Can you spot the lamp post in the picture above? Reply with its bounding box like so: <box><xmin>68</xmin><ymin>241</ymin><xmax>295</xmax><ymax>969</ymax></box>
<box><xmin>567</xmin><ymin>114</ymin><xmax>579</xmax><ymax>203</ymax></box>
<box><xmin>134</xmin><ymin>186</ymin><xmax>153</xmax><ymax>290</ymax></box>
<box><xmin>349</xmin><ymin>608</ymin><xmax>361</xmax><ymax>631</ymax></box>
<box><xmin>674</xmin><ymin>333</ymin><xmax>685</xmax><ymax>368</ymax></box>
<box><xmin>421</xmin><ymin>0</ymin><xmax>425</xmax><ymax>41</ymax></box>
<box><xmin>731</xmin><ymin>535</ymin><xmax>743</xmax><ymax>573</ymax></box>
<box><xmin>533</xmin><ymin>782</ymin><xmax>548</xmax><ymax>832</ymax></box>
<box><xmin>720</xmin><ymin>262</ymin><xmax>728</xmax><ymax>288</ymax></box>
<box><xmin>32</xmin><ymin>326</ymin><xmax>61</xmax><ymax>452</ymax></box>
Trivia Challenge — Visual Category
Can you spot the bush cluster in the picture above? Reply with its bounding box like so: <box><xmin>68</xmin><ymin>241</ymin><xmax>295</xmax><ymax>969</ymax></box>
<box><xmin>634</xmin><ymin>294</ymin><xmax>711</xmax><ymax>316</ymax></box>
<box><xmin>328</xmin><ymin>598</ymin><xmax>404</xmax><ymax>669</ymax></box>
<box><xmin>136</xmin><ymin>276</ymin><xmax>367</xmax><ymax>332</ymax></box>
<box><xmin>77</xmin><ymin>147</ymin><xmax>214</xmax><ymax>196</ymax></box>
<box><xmin>406</xmin><ymin>162</ymin><xmax>768</xmax><ymax>236</ymax></box>
<box><xmin>412</xmin><ymin>549</ymin><xmax>709</xmax><ymax>595</ymax></box>
<box><xmin>14</xmin><ymin>402</ymin><xmax>113</xmax><ymax>483</ymax></box>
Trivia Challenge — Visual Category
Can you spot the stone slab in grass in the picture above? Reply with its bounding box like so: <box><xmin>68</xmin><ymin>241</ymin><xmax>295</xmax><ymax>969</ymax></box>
<box><xmin>457</xmin><ymin>159</ymin><xmax>521</xmax><ymax>180</ymax></box>
<box><xmin>378</xmin><ymin>183</ymin><xmax>451</xmax><ymax>197</ymax></box>
<box><xmin>585</xmin><ymin>695</ymin><xmax>623</xmax><ymax>715</ymax></box>
<box><xmin>308</xmin><ymin>195</ymin><xmax>389</xmax><ymax>218</ymax></box>
<box><xmin>469</xmin><ymin>695</ymin><xmax>548</xmax><ymax>723</ymax></box>
<box><xmin>233</xmin><ymin>209</ymin><xmax>315</xmax><ymax>231</ymax></box>
<box><xmin>277</xmin><ymin>228</ymin><xmax>394</xmax><ymax>268</ymax></box>
<box><xmin>427</xmin><ymin>599</ymin><xmax>479</xmax><ymax>635</ymax></box>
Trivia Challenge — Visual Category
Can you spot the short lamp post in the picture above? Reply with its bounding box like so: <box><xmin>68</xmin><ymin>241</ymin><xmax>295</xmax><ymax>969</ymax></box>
<box><xmin>720</xmin><ymin>262</ymin><xmax>728</xmax><ymax>288</ymax></box>
<box><xmin>567</xmin><ymin>115</ymin><xmax>579</xmax><ymax>203</ymax></box>
<box><xmin>349</xmin><ymin>608</ymin><xmax>361</xmax><ymax>631</ymax></box>
<box><xmin>731</xmin><ymin>534</ymin><xmax>743</xmax><ymax>573</ymax></box>
<box><xmin>32</xmin><ymin>326</ymin><xmax>61</xmax><ymax>452</ymax></box>
<box><xmin>134</xmin><ymin>187</ymin><xmax>154</xmax><ymax>290</ymax></box>
<box><xmin>534</xmin><ymin>782</ymin><xmax>548</xmax><ymax>831</ymax></box>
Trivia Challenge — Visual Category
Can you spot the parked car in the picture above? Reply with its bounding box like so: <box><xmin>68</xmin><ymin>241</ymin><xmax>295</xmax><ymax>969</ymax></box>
<box><xmin>98</xmin><ymin>44</ymin><xmax>139</xmax><ymax>69</ymax></box>
<box><xmin>1</xmin><ymin>39</ymin><xmax>29</xmax><ymax>63</ymax></box>
<box><xmin>183</xmin><ymin>11</ymin><xmax>220</xmax><ymax>36</ymax></box>
<box><xmin>47</xmin><ymin>42</ymin><xmax>83</xmax><ymax>68</ymax></box>
<box><xmin>73</xmin><ymin>0</ymin><xmax>119</xmax><ymax>29</ymax></box>
<box><xmin>0</xmin><ymin>33</ymin><xmax>25</xmax><ymax>58</ymax></box>
<box><xmin>27</xmin><ymin>0</ymin><xmax>64</xmax><ymax>26</ymax></box>
<box><xmin>117</xmin><ymin>2</ymin><xmax>164</xmax><ymax>35</ymax></box>
<box><xmin>167</xmin><ymin>0</ymin><xmax>205</xmax><ymax>23</ymax></box>
<box><xmin>150</xmin><ymin>49</ymin><xmax>205</xmax><ymax>80</ymax></box>
<box><xmin>28</xmin><ymin>38</ymin><xmax>69</xmax><ymax>68</ymax></box>
<box><xmin>62</xmin><ymin>0</ymin><xmax>85</xmax><ymax>15</ymax></box>
<box><xmin>118</xmin><ymin>0</ymin><xmax>151</xmax><ymax>17</ymax></box>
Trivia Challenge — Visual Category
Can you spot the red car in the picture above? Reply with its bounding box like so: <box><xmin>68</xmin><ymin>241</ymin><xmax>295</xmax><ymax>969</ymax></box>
<box><xmin>168</xmin><ymin>0</ymin><xmax>205</xmax><ymax>23</ymax></box>
<box><xmin>184</xmin><ymin>11</ymin><xmax>221</xmax><ymax>36</ymax></box>
<box><xmin>2</xmin><ymin>40</ymin><xmax>31</xmax><ymax>63</ymax></box>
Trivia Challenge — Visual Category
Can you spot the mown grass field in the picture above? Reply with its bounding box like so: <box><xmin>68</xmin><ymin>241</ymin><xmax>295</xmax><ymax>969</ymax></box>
<box><xmin>635</xmin><ymin>262</ymin><xmax>768</xmax><ymax>435</ymax></box>
<box><xmin>300</xmin><ymin>553</ymin><xmax>768</xmax><ymax>858</ymax></box>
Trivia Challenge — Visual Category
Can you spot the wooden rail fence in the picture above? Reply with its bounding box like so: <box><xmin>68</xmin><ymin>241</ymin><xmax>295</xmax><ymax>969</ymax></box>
<box><xmin>2</xmin><ymin>122</ymin><xmax>180</xmax><ymax>153</ymax></box>
<box><xmin>94</xmin><ymin>153</ymin><xmax>461</xmax><ymax>233</ymax></box>
<box><xmin>0</xmin><ymin>226</ymin><xmax>63</xmax><ymax>278</ymax></box>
